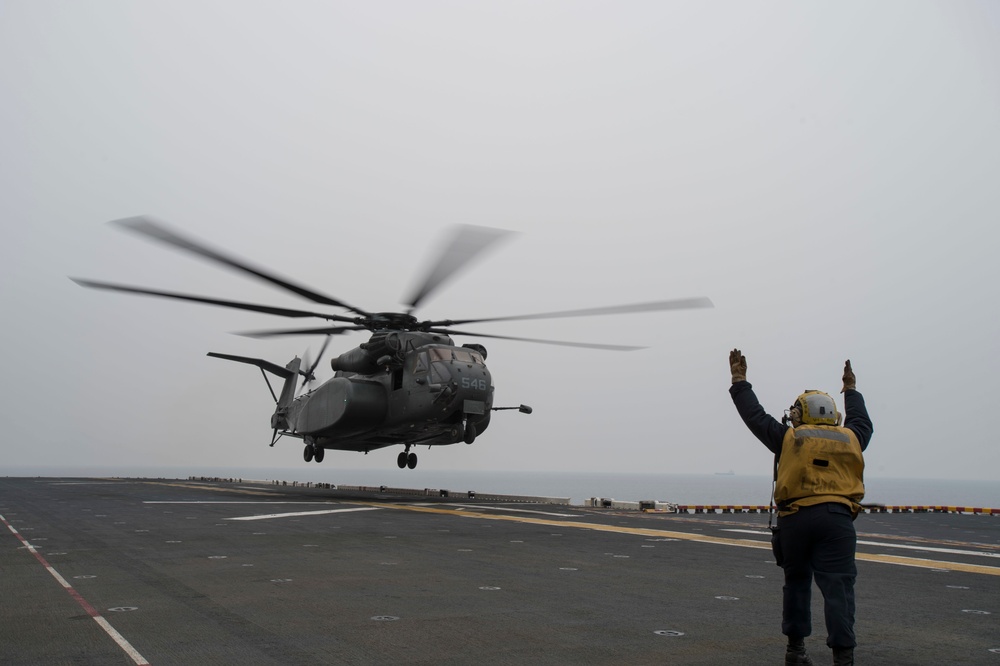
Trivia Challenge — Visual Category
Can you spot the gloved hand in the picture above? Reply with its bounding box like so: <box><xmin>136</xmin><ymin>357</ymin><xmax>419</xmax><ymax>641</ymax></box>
<box><xmin>729</xmin><ymin>348</ymin><xmax>747</xmax><ymax>384</ymax></box>
<box><xmin>841</xmin><ymin>359</ymin><xmax>856</xmax><ymax>393</ymax></box>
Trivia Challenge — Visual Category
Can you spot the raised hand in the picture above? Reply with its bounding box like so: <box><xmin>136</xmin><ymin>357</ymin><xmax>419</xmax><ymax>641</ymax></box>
<box><xmin>729</xmin><ymin>348</ymin><xmax>747</xmax><ymax>384</ymax></box>
<box><xmin>841</xmin><ymin>359</ymin><xmax>856</xmax><ymax>393</ymax></box>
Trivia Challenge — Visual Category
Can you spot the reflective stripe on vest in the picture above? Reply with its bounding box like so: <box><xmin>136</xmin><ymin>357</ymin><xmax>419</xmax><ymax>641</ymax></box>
<box><xmin>793</xmin><ymin>428</ymin><xmax>851</xmax><ymax>443</ymax></box>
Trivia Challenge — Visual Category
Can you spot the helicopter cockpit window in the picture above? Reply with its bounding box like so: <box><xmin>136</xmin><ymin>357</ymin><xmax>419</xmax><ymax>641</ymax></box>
<box><xmin>451</xmin><ymin>349</ymin><xmax>484</xmax><ymax>365</ymax></box>
<box><xmin>429</xmin><ymin>348</ymin><xmax>452</xmax><ymax>362</ymax></box>
<box><xmin>414</xmin><ymin>352</ymin><xmax>428</xmax><ymax>374</ymax></box>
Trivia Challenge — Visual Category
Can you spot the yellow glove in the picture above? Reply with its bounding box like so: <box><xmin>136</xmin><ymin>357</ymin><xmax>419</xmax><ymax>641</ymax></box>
<box><xmin>841</xmin><ymin>359</ymin><xmax>856</xmax><ymax>393</ymax></box>
<box><xmin>729</xmin><ymin>348</ymin><xmax>747</xmax><ymax>384</ymax></box>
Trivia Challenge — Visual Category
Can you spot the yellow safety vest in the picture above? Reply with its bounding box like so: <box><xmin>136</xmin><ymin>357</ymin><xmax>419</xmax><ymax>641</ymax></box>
<box><xmin>775</xmin><ymin>424</ymin><xmax>865</xmax><ymax>516</ymax></box>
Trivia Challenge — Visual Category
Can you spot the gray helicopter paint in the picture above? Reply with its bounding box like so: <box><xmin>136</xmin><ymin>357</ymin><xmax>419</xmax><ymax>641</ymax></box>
<box><xmin>281</xmin><ymin>337</ymin><xmax>495</xmax><ymax>452</ymax></box>
<box><xmin>289</xmin><ymin>377</ymin><xmax>387</xmax><ymax>438</ymax></box>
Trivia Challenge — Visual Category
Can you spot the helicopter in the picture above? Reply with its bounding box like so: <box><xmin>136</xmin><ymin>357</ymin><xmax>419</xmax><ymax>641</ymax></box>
<box><xmin>73</xmin><ymin>217</ymin><xmax>713</xmax><ymax>469</ymax></box>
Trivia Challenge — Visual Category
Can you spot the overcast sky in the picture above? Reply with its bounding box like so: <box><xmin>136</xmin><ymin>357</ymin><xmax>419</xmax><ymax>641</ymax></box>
<box><xmin>2</xmin><ymin>1</ymin><xmax>998</xmax><ymax>482</ymax></box>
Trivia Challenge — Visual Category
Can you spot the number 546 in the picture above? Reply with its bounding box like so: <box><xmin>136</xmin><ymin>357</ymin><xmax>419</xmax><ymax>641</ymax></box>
<box><xmin>461</xmin><ymin>377</ymin><xmax>487</xmax><ymax>390</ymax></box>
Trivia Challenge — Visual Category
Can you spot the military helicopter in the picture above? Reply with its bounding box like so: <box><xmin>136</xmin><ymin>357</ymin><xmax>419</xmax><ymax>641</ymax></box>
<box><xmin>73</xmin><ymin>217</ymin><xmax>712</xmax><ymax>469</ymax></box>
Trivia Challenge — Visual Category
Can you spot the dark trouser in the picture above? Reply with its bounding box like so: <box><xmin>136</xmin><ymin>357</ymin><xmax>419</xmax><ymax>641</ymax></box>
<box><xmin>777</xmin><ymin>502</ymin><xmax>858</xmax><ymax>649</ymax></box>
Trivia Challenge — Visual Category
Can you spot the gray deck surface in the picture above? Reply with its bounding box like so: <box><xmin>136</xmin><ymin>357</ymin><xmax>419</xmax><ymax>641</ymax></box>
<box><xmin>1</xmin><ymin>477</ymin><xmax>997</xmax><ymax>665</ymax></box>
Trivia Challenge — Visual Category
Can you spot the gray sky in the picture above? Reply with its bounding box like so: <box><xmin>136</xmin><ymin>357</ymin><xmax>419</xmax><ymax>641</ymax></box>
<box><xmin>2</xmin><ymin>1</ymin><xmax>998</xmax><ymax>480</ymax></box>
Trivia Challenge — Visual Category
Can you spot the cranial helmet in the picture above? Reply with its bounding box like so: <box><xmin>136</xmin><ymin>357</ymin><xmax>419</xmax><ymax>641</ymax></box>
<box><xmin>793</xmin><ymin>390</ymin><xmax>841</xmax><ymax>426</ymax></box>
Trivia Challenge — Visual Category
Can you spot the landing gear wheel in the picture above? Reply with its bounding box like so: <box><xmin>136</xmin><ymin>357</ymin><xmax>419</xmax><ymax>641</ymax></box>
<box><xmin>313</xmin><ymin>447</ymin><xmax>325</xmax><ymax>463</ymax></box>
<box><xmin>463</xmin><ymin>422</ymin><xmax>477</xmax><ymax>445</ymax></box>
<box><xmin>397</xmin><ymin>451</ymin><xmax>408</xmax><ymax>469</ymax></box>
<box><xmin>407</xmin><ymin>452</ymin><xmax>418</xmax><ymax>469</ymax></box>
<box><xmin>303</xmin><ymin>444</ymin><xmax>314</xmax><ymax>463</ymax></box>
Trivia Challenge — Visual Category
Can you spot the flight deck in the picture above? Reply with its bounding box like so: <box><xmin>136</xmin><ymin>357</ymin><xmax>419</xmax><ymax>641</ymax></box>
<box><xmin>1</xmin><ymin>477</ymin><xmax>997</xmax><ymax>665</ymax></box>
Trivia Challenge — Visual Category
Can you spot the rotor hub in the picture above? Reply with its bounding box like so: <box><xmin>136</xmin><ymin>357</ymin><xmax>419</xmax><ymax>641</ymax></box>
<box><xmin>366</xmin><ymin>312</ymin><xmax>420</xmax><ymax>330</ymax></box>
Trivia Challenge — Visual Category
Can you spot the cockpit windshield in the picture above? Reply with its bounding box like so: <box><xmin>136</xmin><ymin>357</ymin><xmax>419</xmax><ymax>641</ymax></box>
<box><xmin>455</xmin><ymin>349</ymin><xmax>483</xmax><ymax>363</ymax></box>
<box><xmin>428</xmin><ymin>346</ymin><xmax>484</xmax><ymax>365</ymax></box>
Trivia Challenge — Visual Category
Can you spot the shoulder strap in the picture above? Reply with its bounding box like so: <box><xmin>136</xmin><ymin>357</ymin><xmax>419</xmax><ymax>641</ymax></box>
<box><xmin>768</xmin><ymin>453</ymin><xmax>778</xmax><ymax>530</ymax></box>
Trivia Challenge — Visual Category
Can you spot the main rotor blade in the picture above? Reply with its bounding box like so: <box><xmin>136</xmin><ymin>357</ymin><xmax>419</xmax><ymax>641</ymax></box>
<box><xmin>425</xmin><ymin>296</ymin><xmax>714</xmax><ymax>328</ymax></box>
<box><xmin>428</xmin><ymin>328</ymin><xmax>646</xmax><ymax>352</ymax></box>
<box><xmin>112</xmin><ymin>216</ymin><xmax>371</xmax><ymax>316</ymax></box>
<box><xmin>405</xmin><ymin>224</ymin><xmax>513</xmax><ymax>312</ymax></box>
<box><xmin>235</xmin><ymin>325</ymin><xmax>367</xmax><ymax>338</ymax></box>
<box><xmin>71</xmin><ymin>278</ymin><xmax>358</xmax><ymax>322</ymax></box>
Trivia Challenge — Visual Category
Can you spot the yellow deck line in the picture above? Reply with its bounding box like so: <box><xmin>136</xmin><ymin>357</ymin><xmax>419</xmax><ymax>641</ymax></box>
<box><xmin>366</xmin><ymin>502</ymin><xmax>1000</xmax><ymax>577</ymax></box>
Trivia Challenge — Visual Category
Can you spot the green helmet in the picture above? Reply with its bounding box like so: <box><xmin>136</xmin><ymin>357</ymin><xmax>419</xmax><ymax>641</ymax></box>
<box><xmin>793</xmin><ymin>390</ymin><xmax>841</xmax><ymax>426</ymax></box>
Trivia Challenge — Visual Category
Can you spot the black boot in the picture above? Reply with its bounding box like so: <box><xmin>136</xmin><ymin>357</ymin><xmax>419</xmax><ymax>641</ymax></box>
<box><xmin>832</xmin><ymin>647</ymin><xmax>854</xmax><ymax>666</ymax></box>
<box><xmin>785</xmin><ymin>637</ymin><xmax>814</xmax><ymax>665</ymax></box>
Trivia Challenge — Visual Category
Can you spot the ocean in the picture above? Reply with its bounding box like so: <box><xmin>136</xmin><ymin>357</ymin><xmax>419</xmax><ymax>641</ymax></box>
<box><xmin>5</xmin><ymin>466</ymin><xmax>999</xmax><ymax>508</ymax></box>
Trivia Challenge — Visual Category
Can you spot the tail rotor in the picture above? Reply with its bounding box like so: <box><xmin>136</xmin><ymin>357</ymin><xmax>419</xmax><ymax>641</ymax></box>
<box><xmin>299</xmin><ymin>334</ymin><xmax>332</xmax><ymax>394</ymax></box>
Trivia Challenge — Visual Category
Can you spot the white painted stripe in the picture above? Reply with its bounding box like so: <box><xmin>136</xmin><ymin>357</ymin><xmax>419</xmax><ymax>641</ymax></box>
<box><xmin>47</xmin><ymin>567</ymin><xmax>72</xmax><ymax>589</ymax></box>
<box><xmin>721</xmin><ymin>529</ymin><xmax>999</xmax><ymax>559</ymax></box>
<box><xmin>144</xmin><ymin>500</ymin><xmax>339</xmax><ymax>504</ymax></box>
<box><xmin>227</xmin><ymin>506</ymin><xmax>382</xmax><ymax>521</ymax></box>
<box><xmin>722</xmin><ymin>529</ymin><xmax>771</xmax><ymax>536</ymax></box>
<box><xmin>857</xmin><ymin>540</ymin><xmax>1000</xmax><ymax>559</ymax></box>
<box><xmin>94</xmin><ymin>616</ymin><xmax>150</xmax><ymax>665</ymax></box>
<box><xmin>48</xmin><ymin>482</ymin><xmax>128</xmax><ymax>486</ymax></box>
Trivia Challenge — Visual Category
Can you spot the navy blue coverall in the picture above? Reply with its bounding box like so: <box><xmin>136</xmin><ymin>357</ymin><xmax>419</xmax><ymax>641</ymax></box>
<box><xmin>730</xmin><ymin>382</ymin><xmax>873</xmax><ymax>649</ymax></box>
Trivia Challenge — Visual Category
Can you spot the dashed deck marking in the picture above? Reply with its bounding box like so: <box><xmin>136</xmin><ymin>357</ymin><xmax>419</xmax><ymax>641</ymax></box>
<box><xmin>359</xmin><ymin>503</ymin><xmax>1000</xmax><ymax>577</ymax></box>
<box><xmin>0</xmin><ymin>514</ymin><xmax>150</xmax><ymax>665</ymax></box>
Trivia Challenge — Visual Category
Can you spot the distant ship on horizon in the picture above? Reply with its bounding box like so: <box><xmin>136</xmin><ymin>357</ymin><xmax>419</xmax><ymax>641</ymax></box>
<box><xmin>715</xmin><ymin>470</ymin><xmax>735</xmax><ymax>475</ymax></box>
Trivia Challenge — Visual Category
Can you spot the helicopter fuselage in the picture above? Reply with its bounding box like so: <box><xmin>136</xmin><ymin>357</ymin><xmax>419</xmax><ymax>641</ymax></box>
<box><xmin>282</xmin><ymin>332</ymin><xmax>493</xmax><ymax>453</ymax></box>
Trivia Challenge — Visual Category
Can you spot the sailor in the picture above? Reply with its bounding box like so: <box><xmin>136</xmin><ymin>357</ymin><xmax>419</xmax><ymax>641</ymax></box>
<box><xmin>728</xmin><ymin>349</ymin><xmax>873</xmax><ymax>666</ymax></box>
